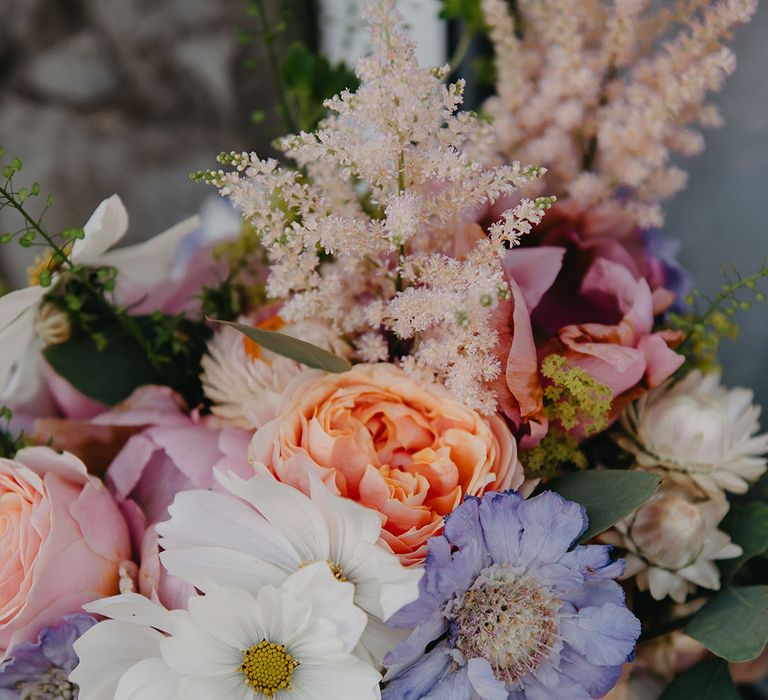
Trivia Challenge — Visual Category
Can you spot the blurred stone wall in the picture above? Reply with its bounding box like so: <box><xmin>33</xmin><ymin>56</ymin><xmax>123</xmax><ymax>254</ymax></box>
<box><xmin>0</xmin><ymin>0</ymin><xmax>282</xmax><ymax>285</ymax></box>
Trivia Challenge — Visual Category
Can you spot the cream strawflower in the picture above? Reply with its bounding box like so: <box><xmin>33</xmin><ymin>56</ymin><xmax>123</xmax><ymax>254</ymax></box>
<box><xmin>157</xmin><ymin>468</ymin><xmax>422</xmax><ymax>667</ymax></box>
<box><xmin>71</xmin><ymin>564</ymin><xmax>380</xmax><ymax>699</ymax></box>
<box><xmin>618</xmin><ymin>370</ymin><xmax>768</xmax><ymax>496</ymax></box>
<box><xmin>200</xmin><ymin>318</ymin><xmax>351</xmax><ymax>429</ymax></box>
<box><xmin>602</xmin><ymin>488</ymin><xmax>741</xmax><ymax>604</ymax></box>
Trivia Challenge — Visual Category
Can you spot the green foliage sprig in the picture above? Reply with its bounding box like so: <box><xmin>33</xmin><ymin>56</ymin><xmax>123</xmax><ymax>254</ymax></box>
<box><xmin>667</xmin><ymin>260</ymin><xmax>768</xmax><ymax>373</ymax></box>
<box><xmin>240</xmin><ymin>0</ymin><xmax>358</xmax><ymax>135</ymax></box>
<box><xmin>0</xmin><ymin>150</ymin><xmax>216</xmax><ymax>407</ymax></box>
<box><xmin>521</xmin><ymin>354</ymin><xmax>612</xmax><ymax>478</ymax></box>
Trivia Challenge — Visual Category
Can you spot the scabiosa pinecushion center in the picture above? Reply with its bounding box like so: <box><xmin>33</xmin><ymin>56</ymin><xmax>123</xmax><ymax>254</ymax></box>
<box><xmin>383</xmin><ymin>490</ymin><xmax>641</xmax><ymax>699</ymax></box>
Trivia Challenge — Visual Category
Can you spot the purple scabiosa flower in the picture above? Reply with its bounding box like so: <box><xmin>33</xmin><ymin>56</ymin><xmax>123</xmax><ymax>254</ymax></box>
<box><xmin>383</xmin><ymin>491</ymin><xmax>641</xmax><ymax>699</ymax></box>
<box><xmin>0</xmin><ymin>615</ymin><xmax>95</xmax><ymax>699</ymax></box>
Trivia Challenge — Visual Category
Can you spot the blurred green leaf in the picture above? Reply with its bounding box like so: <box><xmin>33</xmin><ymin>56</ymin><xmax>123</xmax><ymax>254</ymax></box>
<box><xmin>718</xmin><ymin>502</ymin><xmax>768</xmax><ymax>585</ymax></box>
<box><xmin>439</xmin><ymin>0</ymin><xmax>485</xmax><ymax>32</ymax></box>
<box><xmin>215</xmin><ymin>319</ymin><xmax>351</xmax><ymax>373</ymax></box>
<box><xmin>685</xmin><ymin>586</ymin><xmax>768</xmax><ymax>662</ymax></box>
<box><xmin>659</xmin><ymin>659</ymin><xmax>739</xmax><ymax>700</ymax></box>
<box><xmin>544</xmin><ymin>470</ymin><xmax>660</xmax><ymax>541</ymax></box>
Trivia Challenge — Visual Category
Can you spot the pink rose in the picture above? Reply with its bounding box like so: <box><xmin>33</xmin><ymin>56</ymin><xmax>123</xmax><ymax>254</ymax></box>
<box><xmin>249</xmin><ymin>363</ymin><xmax>524</xmax><ymax>566</ymax></box>
<box><xmin>0</xmin><ymin>447</ymin><xmax>130</xmax><ymax>656</ymax></box>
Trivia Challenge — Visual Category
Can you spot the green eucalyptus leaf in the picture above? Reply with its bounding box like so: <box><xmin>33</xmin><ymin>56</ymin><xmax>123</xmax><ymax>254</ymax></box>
<box><xmin>659</xmin><ymin>658</ymin><xmax>739</xmax><ymax>700</ymax></box>
<box><xmin>213</xmin><ymin>319</ymin><xmax>351</xmax><ymax>373</ymax></box>
<box><xmin>718</xmin><ymin>502</ymin><xmax>768</xmax><ymax>584</ymax></box>
<box><xmin>685</xmin><ymin>586</ymin><xmax>768</xmax><ymax>662</ymax></box>
<box><xmin>544</xmin><ymin>470</ymin><xmax>660</xmax><ymax>542</ymax></box>
<box><xmin>44</xmin><ymin>332</ymin><xmax>160</xmax><ymax>405</ymax></box>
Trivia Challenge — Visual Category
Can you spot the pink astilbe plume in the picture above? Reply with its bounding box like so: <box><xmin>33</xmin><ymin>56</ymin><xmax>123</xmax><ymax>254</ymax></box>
<box><xmin>483</xmin><ymin>0</ymin><xmax>757</xmax><ymax>227</ymax></box>
<box><xmin>200</xmin><ymin>0</ymin><xmax>554</xmax><ymax>411</ymax></box>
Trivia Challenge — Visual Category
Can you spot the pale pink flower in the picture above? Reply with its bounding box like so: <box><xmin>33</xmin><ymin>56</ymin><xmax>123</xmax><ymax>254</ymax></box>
<box><xmin>0</xmin><ymin>447</ymin><xmax>130</xmax><ymax>656</ymax></box>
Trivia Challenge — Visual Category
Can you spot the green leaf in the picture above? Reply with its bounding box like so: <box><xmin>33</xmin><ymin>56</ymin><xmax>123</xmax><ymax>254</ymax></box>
<box><xmin>44</xmin><ymin>332</ymin><xmax>161</xmax><ymax>405</ymax></box>
<box><xmin>718</xmin><ymin>502</ymin><xmax>768</xmax><ymax>584</ymax></box>
<box><xmin>544</xmin><ymin>470</ymin><xmax>660</xmax><ymax>542</ymax></box>
<box><xmin>685</xmin><ymin>586</ymin><xmax>768</xmax><ymax>662</ymax></box>
<box><xmin>659</xmin><ymin>658</ymin><xmax>739</xmax><ymax>700</ymax></box>
<box><xmin>213</xmin><ymin>319</ymin><xmax>351</xmax><ymax>373</ymax></box>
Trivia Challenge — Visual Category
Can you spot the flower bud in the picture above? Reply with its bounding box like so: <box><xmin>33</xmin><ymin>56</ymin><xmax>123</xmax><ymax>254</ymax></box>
<box><xmin>34</xmin><ymin>302</ymin><xmax>71</xmax><ymax>346</ymax></box>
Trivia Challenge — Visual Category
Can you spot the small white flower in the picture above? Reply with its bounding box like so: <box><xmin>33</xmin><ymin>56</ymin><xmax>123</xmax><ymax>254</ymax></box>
<box><xmin>602</xmin><ymin>488</ymin><xmax>741</xmax><ymax>604</ymax></box>
<box><xmin>200</xmin><ymin>318</ymin><xmax>351</xmax><ymax>430</ymax></box>
<box><xmin>618</xmin><ymin>370</ymin><xmax>768</xmax><ymax>496</ymax></box>
<box><xmin>157</xmin><ymin>468</ymin><xmax>422</xmax><ymax>668</ymax></box>
<box><xmin>0</xmin><ymin>195</ymin><xmax>198</xmax><ymax>403</ymax></box>
<box><xmin>71</xmin><ymin>564</ymin><xmax>380</xmax><ymax>699</ymax></box>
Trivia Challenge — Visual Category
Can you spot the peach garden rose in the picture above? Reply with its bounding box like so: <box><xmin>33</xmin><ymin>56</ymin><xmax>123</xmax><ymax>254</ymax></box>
<box><xmin>249</xmin><ymin>363</ymin><xmax>524</xmax><ymax>565</ymax></box>
<box><xmin>0</xmin><ymin>447</ymin><xmax>130</xmax><ymax>656</ymax></box>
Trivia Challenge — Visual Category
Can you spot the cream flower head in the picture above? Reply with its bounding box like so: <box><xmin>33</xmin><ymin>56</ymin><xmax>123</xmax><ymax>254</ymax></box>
<box><xmin>200</xmin><ymin>316</ymin><xmax>351</xmax><ymax>430</ymax></box>
<box><xmin>71</xmin><ymin>564</ymin><xmax>380</xmax><ymax>700</ymax></box>
<box><xmin>602</xmin><ymin>487</ymin><xmax>741</xmax><ymax>604</ymax></box>
<box><xmin>617</xmin><ymin>370</ymin><xmax>768</xmax><ymax>497</ymax></box>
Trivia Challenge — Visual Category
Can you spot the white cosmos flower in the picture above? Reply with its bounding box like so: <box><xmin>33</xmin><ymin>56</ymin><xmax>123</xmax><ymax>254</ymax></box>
<box><xmin>602</xmin><ymin>487</ymin><xmax>741</xmax><ymax>604</ymax></box>
<box><xmin>618</xmin><ymin>370</ymin><xmax>768</xmax><ymax>497</ymax></box>
<box><xmin>0</xmin><ymin>194</ymin><xmax>198</xmax><ymax>403</ymax></box>
<box><xmin>156</xmin><ymin>468</ymin><xmax>422</xmax><ymax>667</ymax></box>
<box><xmin>200</xmin><ymin>318</ymin><xmax>351</xmax><ymax>429</ymax></box>
<box><xmin>71</xmin><ymin>564</ymin><xmax>380</xmax><ymax>700</ymax></box>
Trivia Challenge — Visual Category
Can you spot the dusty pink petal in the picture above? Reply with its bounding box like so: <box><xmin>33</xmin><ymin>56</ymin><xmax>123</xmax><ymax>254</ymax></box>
<box><xmin>150</xmin><ymin>425</ymin><xmax>223</xmax><ymax>486</ymax></box>
<box><xmin>580</xmin><ymin>257</ymin><xmax>639</xmax><ymax>316</ymax></box>
<box><xmin>71</xmin><ymin>480</ymin><xmax>131</xmax><ymax>562</ymax></box>
<box><xmin>504</xmin><ymin>278</ymin><xmax>545</xmax><ymax>427</ymax></box>
<box><xmin>44</xmin><ymin>364</ymin><xmax>107</xmax><ymax>420</ymax></box>
<box><xmin>503</xmin><ymin>247</ymin><xmax>565</xmax><ymax>311</ymax></box>
<box><xmin>93</xmin><ymin>385</ymin><xmax>189</xmax><ymax>427</ymax></box>
<box><xmin>138</xmin><ymin>525</ymin><xmax>195</xmax><ymax>611</ymax></box>
<box><xmin>107</xmin><ymin>433</ymin><xmax>161</xmax><ymax>500</ymax></box>
<box><xmin>638</xmin><ymin>335</ymin><xmax>685</xmax><ymax>387</ymax></box>
<box><xmin>560</xmin><ymin>328</ymin><xmax>647</xmax><ymax>397</ymax></box>
<box><xmin>12</xmin><ymin>448</ymin><xmax>89</xmax><ymax>487</ymax></box>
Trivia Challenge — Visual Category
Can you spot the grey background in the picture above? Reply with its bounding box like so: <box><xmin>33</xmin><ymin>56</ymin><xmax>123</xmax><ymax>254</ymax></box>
<box><xmin>664</xmin><ymin>1</ymin><xmax>768</xmax><ymax>422</ymax></box>
<box><xmin>0</xmin><ymin>0</ymin><xmax>766</xmax><ymax>418</ymax></box>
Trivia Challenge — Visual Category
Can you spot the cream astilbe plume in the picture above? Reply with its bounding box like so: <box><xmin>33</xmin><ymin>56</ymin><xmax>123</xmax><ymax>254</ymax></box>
<box><xmin>198</xmin><ymin>0</ymin><xmax>552</xmax><ymax>412</ymax></box>
<box><xmin>483</xmin><ymin>0</ymin><xmax>757</xmax><ymax>227</ymax></box>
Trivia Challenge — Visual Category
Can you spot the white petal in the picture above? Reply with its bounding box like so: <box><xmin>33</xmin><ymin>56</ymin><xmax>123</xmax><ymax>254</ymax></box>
<box><xmin>0</xmin><ymin>299</ymin><xmax>41</xmax><ymax>401</ymax></box>
<box><xmin>72</xmin><ymin>194</ymin><xmax>129</xmax><ymax>263</ymax></box>
<box><xmin>160</xmin><ymin>610</ymin><xmax>241</xmax><ymax>677</ymax></box>
<box><xmin>280</xmin><ymin>563</ymin><xmax>367</xmax><ymax>653</ymax></box>
<box><xmin>0</xmin><ymin>284</ymin><xmax>47</xmax><ymax>328</ymax></box>
<box><xmin>102</xmin><ymin>215</ymin><xmax>200</xmax><ymax>285</ymax></box>
<box><xmin>177</xmin><ymin>673</ymin><xmax>252</xmax><ymax>700</ymax></box>
<box><xmin>114</xmin><ymin>657</ymin><xmax>181</xmax><ymax>700</ymax></box>
<box><xmin>71</xmin><ymin>620</ymin><xmax>164</xmax><ymax>700</ymax></box>
<box><xmin>292</xmin><ymin>658</ymin><xmax>380</xmax><ymax>700</ymax></box>
<box><xmin>84</xmin><ymin>593</ymin><xmax>175</xmax><ymax>633</ymax></box>
<box><xmin>216</xmin><ymin>471</ymin><xmax>331</xmax><ymax>563</ymax></box>
<box><xmin>160</xmin><ymin>545</ymin><xmax>289</xmax><ymax>594</ymax></box>
<box><xmin>158</xmin><ymin>489</ymin><xmax>300</xmax><ymax>577</ymax></box>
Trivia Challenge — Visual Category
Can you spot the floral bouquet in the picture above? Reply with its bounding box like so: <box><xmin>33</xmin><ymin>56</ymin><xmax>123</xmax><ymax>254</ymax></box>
<box><xmin>0</xmin><ymin>0</ymin><xmax>766</xmax><ymax>698</ymax></box>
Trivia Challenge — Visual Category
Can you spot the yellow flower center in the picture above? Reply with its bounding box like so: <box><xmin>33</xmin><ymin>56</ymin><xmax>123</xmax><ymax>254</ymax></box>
<box><xmin>299</xmin><ymin>559</ymin><xmax>348</xmax><ymax>583</ymax></box>
<box><xmin>26</xmin><ymin>244</ymin><xmax>72</xmax><ymax>286</ymax></box>
<box><xmin>240</xmin><ymin>640</ymin><xmax>299</xmax><ymax>696</ymax></box>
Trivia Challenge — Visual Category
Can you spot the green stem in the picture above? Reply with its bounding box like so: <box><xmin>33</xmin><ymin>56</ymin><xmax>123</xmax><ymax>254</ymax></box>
<box><xmin>677</xmin><ymin>266</ymin><xmax>768</xmax><ymax>355</ymax></box>
<box><xmin>251</xmin><ymin>0</ymin><xmax>299</xmax><ymax>134</ymax></box>
<box><xmin>447</xmin><ymin>28</ymin><xmax>473</xmax><ymax>76</ymax></box>
<box><xmin>0</xmin><ymin>185</ymin><xmax>71</xmax><ymax>266</ymax></box>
